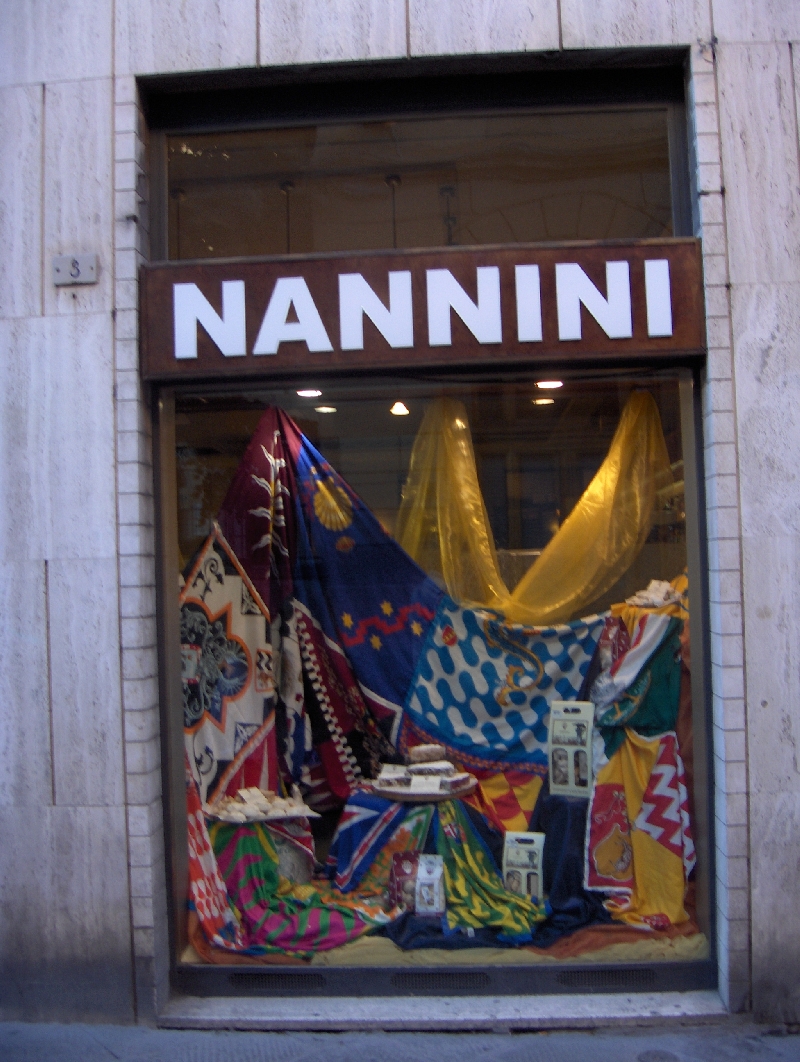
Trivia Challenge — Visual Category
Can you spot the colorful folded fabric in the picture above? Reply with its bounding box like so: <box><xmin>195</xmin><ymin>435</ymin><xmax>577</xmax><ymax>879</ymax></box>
<box><xmin>590</xmin><ymin>612</ymin><xmax>672</xmax><ymax>712</ymax></box>
<box><xmin>401</xmin><ymin>596</ymin><xmax>605</xmax><ymax>775</ymax></box>
<box><xmin>181</xmin><ymin>525</ymin><xmax>280</xmax><ymax>806</ymax></box>
<box><xmin>216</xmin><ymin>406</ymin><xmax>442</xmax><ymax>809</ymax></box>
<box><xmin>325</xmin><ymin>794</ymin><xmax>431</xmax><ymax>892</ymax></box>
<box><xmin>463</xmin><ymin>768</ymin><xmax>543</xmax><ymax>835</ymax></box>
<box><xmin>293</xmin><ymin>433</ymin><xmax>444</xmax><ymax>746</ymax></box>
<box><xmin>209</xmin><ymin>820</ymin><xmax>392</xmax><ymax>955</ymax></box>
<box><xmin>610</xmin><ymin>571</ymin><xmax>689</xmax><ymax>638</ymax></box>
<box><xmin>435</xmin><ymin>799</ymin><xmax>546</xmax><ymax>942</ymax></box>
<box><xmin>185</xmin><ymin>760</ymin><xmax>242</xmax><ymax>951</ymax></box>
<box><xmin>596</xmin><ymin>617</ymin><xmax>684</xmax><ymax>759</ymax></box>
<box><xmin>585</xmin><ymin>729</ymin><xmax>695</xmax><ymax>929</ymax></box>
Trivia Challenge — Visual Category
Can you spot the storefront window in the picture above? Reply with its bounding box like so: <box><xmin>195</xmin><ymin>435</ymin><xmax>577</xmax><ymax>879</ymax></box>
<box><xmin>154</xmin><ymin>96</ymin><xmax>713</xmax><ymax>991</ymax></box>
<box><xmin>167</xmin><ymin>109</ymin><xmax>673</xmax><ymax>259</ymax></box>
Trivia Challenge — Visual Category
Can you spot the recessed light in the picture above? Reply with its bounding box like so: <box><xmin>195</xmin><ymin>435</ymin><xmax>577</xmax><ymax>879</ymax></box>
<box><xmin>536</xmin><ymin>380</ymin><xmax>563</xmax><ymax>390</ymax></box>
<box><xmin>390</xmin><ymin>401</ymin><xmax>410</xmax><ymax>416</ymax></box>
<box><xmin>297</xmin><ymin>389</ymin><xmax>322</xmax><ymax>398</ymax></box>
<box><xmin>315</xmin><ymin>405</ymin><xmax>337</xmax><ymax>413</ymax></box>
<box><xmin>533</xmin><ymin>397</ymin><xmax>555</xmax><ymax>406</ymax></box>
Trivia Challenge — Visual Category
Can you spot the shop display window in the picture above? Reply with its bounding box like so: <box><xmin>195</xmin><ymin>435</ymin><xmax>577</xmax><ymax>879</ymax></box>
<box><xmin>167</xmin><ymin>109</ymin><xmax>674</xmax><ymax>260</ymax></box>
<box><xmin>152</xmin><ymin>88</ymin><xmax>714</xmax><ymax>993</ymax></box>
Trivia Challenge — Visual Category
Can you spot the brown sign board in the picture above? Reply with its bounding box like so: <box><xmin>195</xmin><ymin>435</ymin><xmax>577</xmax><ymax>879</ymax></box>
<box><xmin>139</xmin><ymin>239</ymin><xmax>705</xmax><ymax>382</ymax></box>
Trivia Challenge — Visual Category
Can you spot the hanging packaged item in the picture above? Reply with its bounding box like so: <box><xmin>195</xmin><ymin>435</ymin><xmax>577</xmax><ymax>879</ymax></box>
<box><xmin>548</xmin><ymin>701</ymin><xmax>594</xmax><ymax>798</ymax></box>
<box><xmin>415</xmin><ymin>854</ymin><xmax>446</xmax><ymax>915</ymax></box>
<box><xmin>502</xmin><ymin>831</ymin><xmax>545</xmax><ymax>904</ymax></box>
<box><xmin>389</xmin><ymin>852</ymin><xmax>446</xmax><ymax>915</ymax></box>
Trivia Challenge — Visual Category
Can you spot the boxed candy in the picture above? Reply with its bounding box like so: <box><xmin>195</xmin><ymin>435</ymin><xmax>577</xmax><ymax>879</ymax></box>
<box><xmin>502</xmin><ymin>831</ymin><xmax>545</xmax><ymax>904</ymax></box>
<box><xmin>389</xmin><ymin>852</ymin><xmax>446</xmax><ymax>915</ymax></box>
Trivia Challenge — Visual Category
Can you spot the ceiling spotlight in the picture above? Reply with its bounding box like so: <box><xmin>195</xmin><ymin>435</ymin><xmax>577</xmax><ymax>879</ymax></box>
<box><xmin>390</xmin><ymin>401</ymin><xmax>410</xmax><ymax>416</ymax></box>
<box><xmin>297</xmin><ymin>388</ymin><xmax>322</xmax><ymax>398</ymax></box>
<box><xmin>533</xmin><ymin>397</ymin><xmax>555</xmax><ymax>406</ymax></box>
<box><xmin>536</xmin><ymin>380</ymin><xmax>563</xmax><ymax>390</ymax></box>
<box><xmin>315</xmin><ymin>405</ymin><xmax>337</xmax><ymax>413</ymax></box>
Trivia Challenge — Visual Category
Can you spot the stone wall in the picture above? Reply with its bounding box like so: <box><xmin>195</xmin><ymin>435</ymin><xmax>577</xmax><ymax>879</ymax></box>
<box><xmin>1</xmin><ymin>0</ymin><xmax>798</xmax><ymax>1024</ymax></box>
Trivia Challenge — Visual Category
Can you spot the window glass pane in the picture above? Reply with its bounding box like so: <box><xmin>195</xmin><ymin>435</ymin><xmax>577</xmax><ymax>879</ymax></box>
<box><xmin>167</xmin><ymin>109</ymin><xmax>673</xmax><ymax>259</ymax></box>
<box><xmin>175</xmin><ymin>373</ymin><xmax>705</xmax><ymax>970</ymax></box>
<box><xmin>176</xmin><ymin>375</ymin><xmax>685</xmax><ymax>617</ymax></box>
<box><xmin>167</xmin><ymin>101</ymin><xmax>708</xmax><ymax>978</ymax></box>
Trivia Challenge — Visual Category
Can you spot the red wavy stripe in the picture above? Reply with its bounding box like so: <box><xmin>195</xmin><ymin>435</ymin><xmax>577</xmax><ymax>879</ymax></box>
<box><xmin>339</xmin><ymin>602</ymin><xmax>435</xmax><ymax>647</ymax></box>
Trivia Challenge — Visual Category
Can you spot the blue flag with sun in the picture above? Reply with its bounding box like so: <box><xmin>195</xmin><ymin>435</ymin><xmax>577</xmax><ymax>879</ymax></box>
<box><xmin>292</xmin><ymin>437</ymin><xmax>444</xmax><ymax>742</ymax></box>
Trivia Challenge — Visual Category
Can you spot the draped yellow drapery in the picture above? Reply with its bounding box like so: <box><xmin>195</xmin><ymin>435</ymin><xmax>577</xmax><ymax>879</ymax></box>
<box><xmin>395</xmin><ymin>391</ymin><xmax>673</xmax><ymax>625</ymax></box>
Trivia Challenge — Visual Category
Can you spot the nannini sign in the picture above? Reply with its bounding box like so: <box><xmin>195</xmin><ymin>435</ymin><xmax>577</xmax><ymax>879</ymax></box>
<box><xmin>140</xmin><ymin>240</ymin><xmax>705</xmax><ymax>380</ymax></box>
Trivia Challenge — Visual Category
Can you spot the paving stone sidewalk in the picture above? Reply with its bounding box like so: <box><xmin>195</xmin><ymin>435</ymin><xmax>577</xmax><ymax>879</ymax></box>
<box><xmin>2</xmin><ymin>1021</ymin><xmax>800</xmax><ymax>1062</ymax></box>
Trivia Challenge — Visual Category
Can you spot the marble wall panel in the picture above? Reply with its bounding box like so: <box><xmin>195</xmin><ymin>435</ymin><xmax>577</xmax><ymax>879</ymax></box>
<box><xmin>736</xmin><ymin>279</ymin><xmax>800</xmax><ymax>1020</ymax></box>
<box><xmin>717</xmin><ymin>44</ymin><xmax>800</xmax><ymax>285</ymax></box>
<box><xmin>741</xmin><ymin>533</ymin><xmax>800</xmax><ymax>795</ymax></box>
<box><xmin>712</xmin><ymin>0</ymin><xmax>800</xmax><ymax>44</ymax></box>
<box><xmin>0</xmin><ymin>561</ymin><xmax>52</xmax><ymax>807</ymax></box>
<box><xmin>0</xmin><ymin>0</ymin><xmax>112</xmax><ymax>88</ymax></box>
<box><xmin>409</xmin><ymin>0</ymin><xmax>559</xmax><ymax>56</ymax></box>
<box><xmin>43</xmin><ymin>79</ymin><xmax>113</xmax><ymax>317</ymax></box>
<box><xmin>0</xmin><ymin>318</ymin><xmax>48</xmax><ymax>561</ymax></box>
<box><xmin>115</xmin><ymin>0</ymin><xmax>257</xmax><ymax>76</ymax></box>
<box><xmin>749</xmin><ymin>789</ymin><xmax>800</xmax><ymax>1021</ymax></box>
<box><xmin>560</xmin><ymin>0</ymin><xmax>709</xmax><ymax>48</ymax></box>
<box><xmin>259</xmin><ymin>0</ymin><xmax>406</xmax><ymax>65</ymax></box>
<box><xmin>42</xmin><ymin>313</ymin><xmax>117</xmax><ymax>560</ymax></box>
<box><xmin>48</xmin><ymin>557</ymin><xmax>124</xmax><ymax>806</ymax></box>
<box><xmin>0</xmin><ymin>85</ymin><xmax>43</xmax><ymax>319</ymax></box>
<box><xmin>0</xmin><ymin>805</ymin><xmax>133</xmax><ymax>1022</ymax></box>
<box><xmin>730</xmin><ymin>283</ymin><xmax>800</xmax><ymax>537</ymax></box>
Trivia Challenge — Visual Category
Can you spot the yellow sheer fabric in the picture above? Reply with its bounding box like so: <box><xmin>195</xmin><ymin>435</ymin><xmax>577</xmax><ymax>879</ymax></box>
<box><xmin>395</xmin><ymin>397</ymin><xmax>510</xmax><ymax>610</ymax></box>
<box><xmin>396</xmin><ymin>391</ymin><xmax>673</xmax><ymax>625</ymax></box>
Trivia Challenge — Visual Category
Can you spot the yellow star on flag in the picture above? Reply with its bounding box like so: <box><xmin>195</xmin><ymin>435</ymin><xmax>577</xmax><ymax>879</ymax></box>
<box><xmin>341</xmin><ymin>613</ymin><xmax>354</xmax><ymax>629</ymax></box>
<box><xmin>370</xmin><ymin>634</ymin><xmax>382</xmax><ymax>650</ymax></box>
<box><xmin>410</xmin><ymin>620</ymin><xmax>423</xmax><ymax>636</ymax></box>
<box><xmin>380</xmin><ymin>600</ymin><xmax>393</xmax><ymax>616</ymax></box>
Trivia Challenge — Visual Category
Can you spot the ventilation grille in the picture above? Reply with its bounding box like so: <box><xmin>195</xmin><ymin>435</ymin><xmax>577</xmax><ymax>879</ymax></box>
<box><xmin>391</xmin><ymin>971</ymin><xmax>492</xmax><ymax>994</ymax></box>
<box><xmin>228</xmin><ymin>971</ymin><xmax>327</xmax><ymax>994</ymax></box>
<box><xmin>556</xmin><ymin>967</ymin><xmax>657</xmax><ymax>991</ymax></box>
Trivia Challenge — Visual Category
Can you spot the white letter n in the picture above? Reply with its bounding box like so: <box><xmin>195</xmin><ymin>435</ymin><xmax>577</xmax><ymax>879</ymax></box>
<box><xmin>339</xmin><ymin>272</ymin><xmax>413</xmax><ymax>350</ymax></box>
<box><xmin>173</xmin><ymin>281</ymin><xmax>246</xmax><ymax>359</ymax></box>
<box><xmin>427</xmin><ymin>267</ymin><xmax>502</xmax><ymax>346</ymax></box>
<box><xmin>555</xmin><ymin>262</ymin><xmax>632</xmax><ymax>341</ymax></box>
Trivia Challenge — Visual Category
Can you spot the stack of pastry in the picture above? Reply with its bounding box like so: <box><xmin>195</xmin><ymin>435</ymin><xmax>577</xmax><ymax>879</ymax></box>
<box><xmin>374</xmin><ymin>745</ymin><xmax>473</xmax><ymax>797</ymax></box>
<box><xmin>205</xmin><ymin>785</ymin><xmax>319</xmax><ymax>823</ymax></box>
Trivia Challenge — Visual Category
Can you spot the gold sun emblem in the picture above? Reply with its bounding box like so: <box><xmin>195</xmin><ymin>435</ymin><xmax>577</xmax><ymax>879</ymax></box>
<box><xmin>313</xmin><ymin>476</ymin><xmax>353</xmax><ymax>531</ymax></box>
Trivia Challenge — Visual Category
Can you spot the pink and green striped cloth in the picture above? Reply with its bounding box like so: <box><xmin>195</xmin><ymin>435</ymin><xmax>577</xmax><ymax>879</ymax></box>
<box><xmin>208</xmin><ymin>820</ymin><xmax>392</xmax><ymax>955</ymax></box>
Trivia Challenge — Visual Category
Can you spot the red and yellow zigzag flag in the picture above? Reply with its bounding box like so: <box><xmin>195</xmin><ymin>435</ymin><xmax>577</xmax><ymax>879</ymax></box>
<box><xmin>586</xmin><ymin>729</ymin><xmax>695</xmax><ymax>929</ymax></box>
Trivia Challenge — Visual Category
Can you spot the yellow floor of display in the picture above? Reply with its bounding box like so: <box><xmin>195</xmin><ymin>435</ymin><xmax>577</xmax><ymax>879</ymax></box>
<box><xmin>310</xmin><ymin>932</ymin><xmax>709</xmax><ymax>966</ymax></box>
<box><xmin>181</xmin><ymin>932</ymin><xmax>708</xmax><ymax>967</ymax></box>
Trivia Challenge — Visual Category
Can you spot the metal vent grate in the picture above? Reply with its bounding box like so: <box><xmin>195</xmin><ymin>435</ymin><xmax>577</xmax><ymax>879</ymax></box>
<box><xmin>228</xmin><ymin>971</ymin><xmax>327</xmax><ymax>993</ymax></box>
<box><xmin>391</xmin><ymin>971</ymin><xmax>492</xmax><ymax>994</ymax></box>
<box><xmin>556</xmin><ymin>967</ymin><xmax>657</xmax><ymax>991</ymax></box>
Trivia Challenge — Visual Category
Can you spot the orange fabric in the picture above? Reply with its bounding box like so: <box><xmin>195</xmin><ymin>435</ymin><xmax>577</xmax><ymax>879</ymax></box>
<box><xmin>463</xmin><ymin>770</ymin><xmax>543</xmax><ymax>835</ymax></box>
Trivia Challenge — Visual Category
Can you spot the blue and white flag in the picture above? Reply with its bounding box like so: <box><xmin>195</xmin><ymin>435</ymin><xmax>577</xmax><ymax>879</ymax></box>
<box><xmin>401</xmin><ymin>597</ymin><xmax>605</xmax><ymax>775</ymax></box>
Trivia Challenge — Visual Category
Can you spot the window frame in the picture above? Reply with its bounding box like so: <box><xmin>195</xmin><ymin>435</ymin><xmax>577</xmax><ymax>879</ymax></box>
<box><xmin>145</xmin><ymin>56</ymin><xmax>716</xmax><ymax>998</ymax></box>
